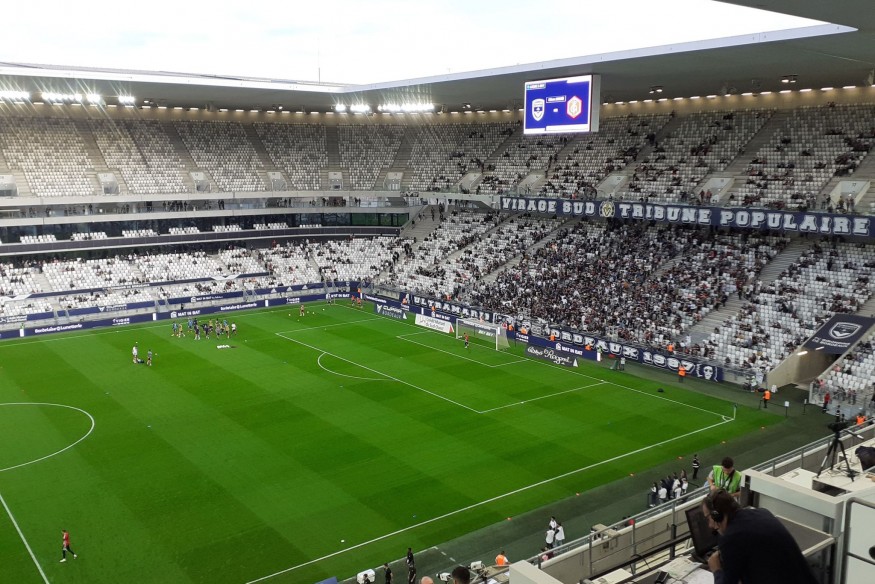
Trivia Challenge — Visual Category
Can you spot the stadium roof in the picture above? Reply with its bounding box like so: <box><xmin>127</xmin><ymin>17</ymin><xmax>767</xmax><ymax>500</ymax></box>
<box><xmin>0</xmin><ymin>0</ymin><xmax>872</xmax><ymax>113</ymax></box>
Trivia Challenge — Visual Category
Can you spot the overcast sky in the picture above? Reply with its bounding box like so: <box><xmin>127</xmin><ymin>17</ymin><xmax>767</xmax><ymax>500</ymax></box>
<box><xmin>0</xmin><ymin>0</ymin><xmax>827</xmax><ymax>84</ymax></box>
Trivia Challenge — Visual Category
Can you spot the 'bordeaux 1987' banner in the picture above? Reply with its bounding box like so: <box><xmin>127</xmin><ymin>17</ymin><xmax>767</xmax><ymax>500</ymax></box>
<box><xmin>803</xmin><ymin>314</ymin><xmax>875</xmax><ymax>354</ymax></box>
<box><xmin>500</xmin><ymin>197</ymin><xmax>874</xmax><ymax>238</ymax></box>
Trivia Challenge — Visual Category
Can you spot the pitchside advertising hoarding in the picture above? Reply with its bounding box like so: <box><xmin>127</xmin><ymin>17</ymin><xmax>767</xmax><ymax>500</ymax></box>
<box><xmin>803</xmin><ymin>314</ymin><xmax>875</xmax><ymax>354</ymax></box>
<box><xmin>500</xmin><ymin>197</ymin><xmax>875</xmax><ymax>238</ymax></box>
<box><xmin>365</xmin><ymin>294</ymin><xmax>725</xmax><ymax>382</ymax></box>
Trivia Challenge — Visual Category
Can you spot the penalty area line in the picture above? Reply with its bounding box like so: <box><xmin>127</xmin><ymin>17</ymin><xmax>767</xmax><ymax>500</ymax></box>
<box><xmin>243</xmin><ymin>414</ymin><xmax>733</xmax><ymax>584</ymax></box>
<box><xmin>0</xmin><ymin>492</ymin><xmax>49</xmax><ymax>584</ymax></box>
<box><xmin>275</xmin><ymin>333</ymin><xmax>480</xmax><ymax>413</ymax></box>
<box><xmin>477</xmin><ymin>381</ymin><xmax>606</xmax><ymax>413</ymax></box>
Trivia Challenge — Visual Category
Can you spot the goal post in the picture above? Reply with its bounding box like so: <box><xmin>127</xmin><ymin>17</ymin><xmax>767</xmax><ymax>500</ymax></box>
<box><xmin>455</xmin><ymin>318</ymin><xmax>510</xmax><ymax>351</ymax></box>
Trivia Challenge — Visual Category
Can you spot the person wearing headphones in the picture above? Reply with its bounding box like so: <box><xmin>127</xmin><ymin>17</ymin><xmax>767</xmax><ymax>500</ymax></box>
<box><xmin>702</xmin><ymin>489</ymin><xmax>817</xmax><ymax>584</ymax></box>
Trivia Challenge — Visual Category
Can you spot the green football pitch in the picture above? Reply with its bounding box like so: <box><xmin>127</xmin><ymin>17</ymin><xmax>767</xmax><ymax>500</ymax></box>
<box><xmin>0</xmin><ymin>303</ymin><xmax>777</xmax><ymax>584</ymax></box>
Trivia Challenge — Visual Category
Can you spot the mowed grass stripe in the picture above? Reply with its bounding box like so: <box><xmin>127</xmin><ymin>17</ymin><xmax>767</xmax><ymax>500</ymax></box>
<box><xmin>0</xmin><ymin>303</ymin><xmax>774</xmax><ymax>583</ymax></box>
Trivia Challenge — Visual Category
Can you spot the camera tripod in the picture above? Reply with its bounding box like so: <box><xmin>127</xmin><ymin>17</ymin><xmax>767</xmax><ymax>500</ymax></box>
<box><xmin>816</xmin><ymin>431</ymin><xmax>856</xmax><ymax>481</ymax></box>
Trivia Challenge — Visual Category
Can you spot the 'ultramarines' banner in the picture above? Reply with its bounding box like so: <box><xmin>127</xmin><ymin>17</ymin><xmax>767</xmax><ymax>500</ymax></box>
<box><xmin>803</xmin><ymin>314</ymin><xmax>875</xmax><ymax>354</ymax></box>
<box><xmin>500</xmin><ymin>197</ymin><xmax>874</xmax><ymax>238</ymax></box>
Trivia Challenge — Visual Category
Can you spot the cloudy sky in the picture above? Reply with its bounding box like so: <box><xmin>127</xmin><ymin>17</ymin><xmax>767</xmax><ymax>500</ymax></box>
<box><xmin>0</xmin><ymin>0</ymin><xmax>827</xmax><ymax>84</ymax></box>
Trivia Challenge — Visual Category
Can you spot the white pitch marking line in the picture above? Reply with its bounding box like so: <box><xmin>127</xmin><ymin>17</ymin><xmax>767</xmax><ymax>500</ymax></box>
<box><xmin>276</xmin><ymin>316</ymin><xmax>384</xmax><ymax>335</ymax></box>
<box><xmin>519</xmin><ymin>356</ymin><xmax>728</xmax><ymax>419</ymax></box>
<box><xmin>0</xmin><ymin>403</ymin><xmax>96</xmax><ymax>473</ymax></box>
<box><xmin>316</xmin><ymin>353</ymin><xmax>386</xmax><ymax>382</ymax></box>
<box><xmin>0</xmin><ymin>492</ymin><xmax>49</xmax><ymax>584</ymax></box>
<box><xmin>394</xmin><ymin>334</ymin><xmax>525</xmax><ymax>369</ymax></box>
<box><xmin>244</xmin><ymin>415</ymin><xmax>733</xmax><ymax>584</ymax></box>
<box><xmin>276</xmin><ymin>333</ymin><xmax>480</xmax><ymax>413</ymax></box>
<box><xmin>477</xmin><ymin>381</ymin><xmax>606</xmax><ymax>413</ymax></box>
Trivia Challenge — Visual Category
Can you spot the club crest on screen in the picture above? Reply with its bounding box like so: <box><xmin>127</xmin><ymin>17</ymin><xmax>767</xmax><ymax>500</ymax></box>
<box><xmin>531</xmin><ymin>98</ymin><xmax>545</xmax><ymax>121</ymax></box>
<box><xmin>567</xmin><ymin>95</ymin><xmax>583</xmax><ymax>119</ymax></box>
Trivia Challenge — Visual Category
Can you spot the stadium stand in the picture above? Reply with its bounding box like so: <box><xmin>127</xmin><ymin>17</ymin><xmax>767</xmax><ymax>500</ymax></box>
<box><xmin>468</xmin><ymin>223</ymin><xmax>787</xmax><ymax>354</ymax></box>
<box><xmin>0</xmin><ymin>117</ymin><xmax>96</xmax><ymax>197</ymax></box>
<box><xmin>89</xmin><ymin>118</ymin><xmax>189</xmax><ymax>194</ymax></box>
<box><xmin>383</xmin><ymin>211</ymin><xmax>501</xmax><ymax>297</ymax></box>
<box><xmin>703</xmin><ymin>242</ymin><xmax>875</xmax><ymax>371</ymax></box>
<box><xmin>811</xmin><ymin>330</ymin><xmax>875</xmax><ymax>415</ymax></box>
<box><xmin>337</xmin><ymin>124</ymin><xmax>404</xmax><ymax>189</ymax></box>
<box><xmin>310</xmin><ymin>236</ymin><xmax>401</xmax><ymax>282</ymax></box>
<box><xmin>174</xmin><ymin>120</ymin><xmax>266</xmax><ymax>191</ymax></box>
<box><xmin>253</xmin><ymin>123</ymin><xmax>327</xmax><ymax>190</ymax></box>
<box><xmin>539</xmin><ymin>114</ymin><xmax>671</xmax><ymax>198</ymax></box>
<box><xmin>71</xmin><ymin>232</ymin><xmax>108</xmax><ymax>241</ymax></box>
<box><xmin>406</xmin><ymin>123</ymin><xmax>516</xmax><ymax>192</ymax></box>
<box><xmin>258</xmin><ymin>242</ymin><xmax>322</xmax><ymax>285</ymax></box>
<box><xmin>622</xmin><ymin>110</ymin><xmax>773</xmax><ymax>203</ymax></box>
<box><xmin>729</xmin><ymin>104</ymin><xmax>875</xmax><ymax>209</ymax></box>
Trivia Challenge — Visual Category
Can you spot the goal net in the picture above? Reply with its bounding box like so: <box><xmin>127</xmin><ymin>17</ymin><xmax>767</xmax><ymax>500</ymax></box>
<box><xmin>455</xmin><ymin>318</ymin><xmax>510</xmax><ymax>351</ymax></box>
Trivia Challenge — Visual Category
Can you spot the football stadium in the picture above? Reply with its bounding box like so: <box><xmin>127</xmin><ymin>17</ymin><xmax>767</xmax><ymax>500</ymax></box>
<box><xmin>1</xmin><ymin>1</ymin><xmax>875</xmax><ymax>583</ymax></box>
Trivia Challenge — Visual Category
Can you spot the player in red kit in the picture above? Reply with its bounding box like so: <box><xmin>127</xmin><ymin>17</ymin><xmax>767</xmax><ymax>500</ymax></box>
<box><xmin>60</xmin><ymin>529</ymin><xmax>77</xmax><ymax>562</ymax></box>
<box><xmin>464</xmin><ymin>334</ymin><xmax>470</xmax><ymax>350</ymax></box>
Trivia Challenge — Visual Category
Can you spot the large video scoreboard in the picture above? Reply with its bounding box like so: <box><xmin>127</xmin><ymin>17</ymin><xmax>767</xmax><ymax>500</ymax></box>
<box><xmin>523</xmin><ymin>74</ymin><xmax>600</xmax><ymax>135</ymax></box>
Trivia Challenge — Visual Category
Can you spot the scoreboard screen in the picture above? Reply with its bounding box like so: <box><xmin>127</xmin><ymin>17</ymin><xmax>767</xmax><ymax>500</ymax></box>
<box><xmin>523</xmin><ymin>74</ymin><xmax>600</xmax><ymax>135</ymax></box>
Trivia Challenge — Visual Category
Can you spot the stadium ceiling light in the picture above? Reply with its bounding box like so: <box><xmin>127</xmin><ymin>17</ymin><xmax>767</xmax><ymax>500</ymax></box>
<box><xmin>0</xmin><ymin>90</ymin><xmax>29</xmax><ymax>100</ymax></box>
<box><xmin>799</xmin><ymin>88</ymin><xmax>812</xmax><ymax>92</ymax></box>
<box><xmin>335</xmin><ymin>104</ymin><xmax>347</xmax><ymax>112</ymax></box>
<box><xmin>174</xmin><ymin>106</ymin><xmax>184</xmax><ymax>110</ymax></box>
<box><xmin>689</xmin><ymin>95</ymin><xmax>701</xmax><ymax>100</ymax></box>
<box><xmin>628</xmin><ymin>100</ymin><xmax>638</xmax><ymax>104</ymax></box>
<box><xmin>741</xmin><ymin>92</ymin><xmax>753</xmax><ymax>96</ymax></box>
<box><xmin>821</xmin><ymin>87</ymin><xmax>834</xmax><ymax>91</ymax></box>
<box><xmin>219</xmin><ymin>108</ymin><xmax>228</xmax><ymax>112</ymax></box>
<box><xmin>706</xmin><ymin>95</ymin><xmax>717</xmax><ymax>99</ymax></box>
<box><xmin>657</xmin><ymin>98</ymin><xmax>667</xmax><ymax>102</ymax></box>
<box><xmin>779</xmin><ymin>89</ymin><xmax>792</xmax><ymax>94</ymax></box>
<box><xmin>157</xmin><ymin>105</ymin><xmax>167</xmax><ymax>109</ymax></box>
<box><xmin>759</xmin><ymin>91</ymin><xmax>772</xmax><ymax>95</ymax></box>
<box><xmin>350</xmin><ymin>104</ymin><xmax>370</xmax><ymax>113</ymax></box>
<box><xmin>672</xmin><ymin>97</ymin><xmax>684</xmax><ymax>101</ymax></box>
<box><xmin>118</xmin><ymin>95</ymin><xmax>136</xmax><ymax>104</ymax></box>
<box><xmin>843</xmin><ymin>85</ymin><xmax>856</xmax><ymax>89</ymax></box>
<box><xmin>643</xmin><ymin>99</ymin><xmax>652</xmax><ymax>103</ymax></box>
<box><xmin>648</xmin><ymin>85</ymin><xmax>663</xmax><ymax>94</ymax></box>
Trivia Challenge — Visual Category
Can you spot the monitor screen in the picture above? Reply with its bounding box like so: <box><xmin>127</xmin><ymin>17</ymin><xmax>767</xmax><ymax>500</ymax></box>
<box><xmin>684</xmin><ymin>506</ymin><xmax>720</xmax><ymax>558</ymax></box>
<box><xmin>523</xmin><ymin>74</ymin><xmax>600</xmax><ymax>135</ymax></box>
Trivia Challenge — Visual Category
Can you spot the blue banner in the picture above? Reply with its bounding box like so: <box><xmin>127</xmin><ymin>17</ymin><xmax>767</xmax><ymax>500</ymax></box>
<box><xmin>500</xmin><ymin>197</ymin><xmax>874</xmax><ymax>238</ymax></box>
<box><xmin>528</xmin><ymin>328</ymin><xmax>723</xmax><ymax>382</ymax></box>
<box><xmin>373</xmin><ymin>302</ymin><xmax>408</xmax><ymax>320</ymax></box>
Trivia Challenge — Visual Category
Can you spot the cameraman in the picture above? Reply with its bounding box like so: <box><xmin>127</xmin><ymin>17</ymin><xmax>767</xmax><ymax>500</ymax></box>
<box><xmin>702</xmin><ymin>489</ymin><xmax>817</xmax><ymax>584</ymax></box>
